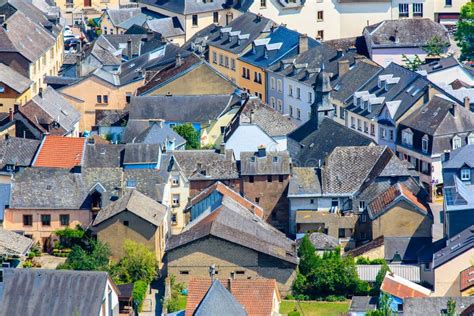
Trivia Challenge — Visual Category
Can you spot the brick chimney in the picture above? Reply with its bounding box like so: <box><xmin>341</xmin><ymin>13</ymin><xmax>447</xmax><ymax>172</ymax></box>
<box><xmin>338</xmin><ymin>60</ymin><xmax>350</xmax><ymax>77</ymax></box>
<box><xmin>127</xmin><ymin>38</ymin><xmax>132</xmax><ymax>60</ymax></box>
<box><xmin>299</xmin><ymin>34</ymin><xmax>308</xmax><ymax>54</ymax></box>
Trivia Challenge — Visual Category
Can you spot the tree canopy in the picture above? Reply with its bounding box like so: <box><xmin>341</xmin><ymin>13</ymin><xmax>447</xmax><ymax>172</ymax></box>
<box><xmin>58</xmin><ymin>239</ymin><xmax>111</xmax><ymax>271</ymax></box>
<box><xmin>455</xmin><ymin>2</ymin><xmax>474</xmax><ymax>61</ymax></box>
<box><xmin>173</xmin><ymin>123</ymin><xmax>201</xmax><ymax>149</ymax></box>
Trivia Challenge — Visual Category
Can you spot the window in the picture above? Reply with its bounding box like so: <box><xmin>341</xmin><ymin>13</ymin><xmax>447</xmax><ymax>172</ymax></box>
<box><xmin>357</xmin><ymin>119</ymin><xmax>361</xmax><ymax>131</ymax></box>
<box><xmin>103</xmin><ymin>95</ymin><xmax>108</xmax><ymax>104</ymax></box>
<box><xmin>308</xmin><ymin>92</ymin><xmax>312</xmax><ymax>103</ymax></box>
<box><xmin>270</xmin><ymin>77</ymin><xmax>276</xmax><ymax>90</ymax></box>
<box><xmin>192</xmin><ymin>15</ymin><xmax>198</xmax><ymax>26</ymax></box>
<box><xmin>267</xmin><ymin>175</ymin><xmax>272</xmax><ymax>182</ymax></box>
<box><xmin>279</xmin><ymin>175</ymin><xmax>284</xmax><ymax>182</ymax></box>
<box><xmin>219</xmin><ymin>54</ymin><xmax>224</xmax><ymax>66</ymax></box>
<box><xmin>289</xmin><ymin>105</ymin><xmax>293</xmax><ymax>117</ymax></box>
<box><xmin>402</xmin><ymin>129</ymin><xmax>413</xmax><ymax>147</ymax></box>
<box><xmin>289</xmin><ymin>85</ymin><xmax>293</xmax><ymax>96</ymax></box>
<box><xmin>453</xmin><ymin>135</ymin><xmax>462</xmax><ymax>150</ymax></box>
<box><xmin>213</xmin><ymin>11</ymin><xmax>219</xmax><ymax>23</ymax></box>
<box><xmin>224</xmin><ymin>56</ymin><xmax>229</xmax><ymax>68</ymax></box>
<box><xmin>41</xmin><ymin>214</ymin><xmax>51</xmax><ymax>226</ymax></box>
<box><xmin>297</xmin><ymin>109</ymin><xmax>301</xmax><ymax>120</ymax></box>
<box><xmin>331</xmin><ymin>198</ymin><xmax>338</xmax><ymax>207</ymax></box>
<box><xmin>296</xmin><ymin>87</ymin><xmax>301</xmax><ymax>99</ymax></box>
<box><xmin>97</xmin><ymin>95</ymin><xmax>102</xmax><ymax>104</ymax></box>
<box><xmin>364</xmin><ymin>121</ymin><xmax>368</xmax><ymax>133</ymax></box>
<box><xmin>230</xmin><ymin>58</ymin><xmax>235</xmax><ymax>70</ymax></box>
<box><xmin>277</xmin><ymin>80</ymin><xmax>282</xmax><ymax>92</ymax></box>
<box><xmin>0</xmin><ymin>86</ymin><xmax>4</xmax><ymax>93</ymax></box>
<box><xmin>445</xmin><ymin>0</ymin><xmax>452</xmax><ymax>6</ymax></box>
<box><xmin>338</xmin><ymin>228</ymin><xmax>347</xmax><ymax>238</ymax></box>
<box><xmin>254</xmin><ymin>72</ymin><xmax>262</xmax><ymax>84</ymax></box>
<box><xmin>461</xmin><ymin>168</ymin><xmax>471</xmax><ymax>181</ymax></box>
<box><xmin>260</xmin><ymin>0</ymin><xmax>266</xmax><ymax>7</ymax></box>
<box><xmin>317</xmin><ymin>30</ymin><xmax>324</xmax><ymax>40</ymax></box>
<box><xmin>249</xmin><ymin>175</ymin><xmax>254</xmax><ymax>183</ymax></box>
<box><xmin>361</xmin><ymin>214</ymin><xmax>367</xmax><ymax>223</ymax></box>
<box><xmin>389</xmin><ymin>130</ymin><xmax>394</xmax><ymax>141</ymax></box>
<box><xmin>317</xmin><ymin>11</ymin><xmax>324</xmax><ymax>22</ymax></box>
<box><xmin>270</xmin><ymin>97</ymin><xmax>276</xmax><ymax>108</ymax></box>
<box><xmin>359</xmin><ymin>201</ymin><xmax>366</xmax><ymax>212</ymax></box>
<box><xmin>171</xmin><ymin>213</ymin><xmax>177</xmax><ymax>225</ymax></box>
<box><xmin>123</xmin><ymin>220</ymin><xmax>129</xmax><ymax>226</ymax></box>
<box><xmin>60</xmin><ymin>214</ymin><xmax>70</xmax><ymax>226</ymax></box>
<box><xmin>179</xmin><ymin>271</ymin><xmax>189</xmax><ymax>275</ymax></box>
<box><xmin>310</xmin><ymin>199</ymin><xmax>314</xmax><ymax>204</ymax></box>
<box><xmin>351</xmin><ymin>116</ymin><xmax>355</xmax><ymax>128</ymax></box>
<box><xmin>171</xmin><ymin>175</ymin><xmax>179</xmax><ymax>186</ymax></box>
<box><xmin>370</xmin><ymin>124</ymin><xmax>375</xmax><ymax>136</ymax></box>
<box><xmin>23</xmin><ymin>215</ymin><xmax>33</xmax><ymax>226</ymax></box>
<box><xmin>277</xmin><ymin>99</ymin><xmax>282</xmax><ymax>112</ymax></box>
<box><xmin>212</xmin><ymin>51</ymin><xmax>217</xmax><ymax>63</ymax></box>
<box><xmin>172</xmin><ymin>194</ymin><xmax>180</xmax><ymax>207</ymax></box>
<box><xmin>468</xmin><ymin>134</ymin><xmax>474</xmax><ymax>145</ymax></box>
<box><xmin>422</xmin><ymin>135</ymin><xmax>429</xmax><ymax>153</ymax></box>
<box><xmin>413</xmin><ymin>3</ymin><xmax>423</xmax><ymax>17</ymax></box>
<box><xmin>255</xmin><ymin>197</ymin><xmax>260</xmax><ymax>204</ymax></box>
<box><xmin>399</xmin><ymin>3</ymin><xmax>409</xmax><ymax>17</ymax></box>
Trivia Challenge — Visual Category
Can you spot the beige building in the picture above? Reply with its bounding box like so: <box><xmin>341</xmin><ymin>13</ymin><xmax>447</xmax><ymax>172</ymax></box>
<box><xmin>0</xmin><ymin>64</ymin><xmax>32</xmax><ymax>111</ymax></box>
<box><xmin>93</xmin><ymin>190</ymin><xmax>169</xmax><ymax>265</ymax></box>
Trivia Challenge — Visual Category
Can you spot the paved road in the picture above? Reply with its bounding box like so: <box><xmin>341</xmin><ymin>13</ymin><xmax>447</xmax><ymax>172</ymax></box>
<box><xmin>429</xmin><ymin>201</ymin><xmax>444</xmax><ymax>242</ymax></box>
<box><xmin>140</xmin><ymin>279</ymin><xmax>165</xmax><ymax>316</ymax></box>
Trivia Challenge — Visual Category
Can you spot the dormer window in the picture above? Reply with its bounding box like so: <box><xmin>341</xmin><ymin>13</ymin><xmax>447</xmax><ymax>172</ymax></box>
<box><xmin>422</xmin><ymin>135</ymin><xmax>429</xmax><ymax>154</ymax></box>
<box><xmin>402</xmin><ymin>129</ymin><xmax>413</xmax><ymax>147</ymax></box>
<box><xmin>461</xmin><ymin>168</ymin><xmax>471</xmax><ymax>181</ymax></box>
<box><xmin>453</xmin><ymin>135</ymin><xmax>462</xmax><ymax>150</ymax></box>
<box><xmin>468</xmin><ymin>134</ymin><xmax>474</xmax><ymax>145</ymax></box>
<box><xmin>250</xmin><ymin>156</ymin><xmax>256</xmax><ymax>162</ymax></box>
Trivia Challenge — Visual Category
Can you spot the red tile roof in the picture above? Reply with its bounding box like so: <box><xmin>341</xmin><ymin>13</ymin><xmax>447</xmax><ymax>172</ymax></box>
<box><xmin>381</xmin><ymin>273</ymin><xmax>430</xmax><ymax>299</ymax></box>
<box><xmin>185</xmin><ymin>278</ymin><xmax>279</xmax><ymax>316</ymax></box>
<box><xmin>33</xmin><ymin>136</ymin><xmax>85</xmax><ymax>169</ymax></box>
<box><xmin>461</xmin><ymin>266</ymin><xmax>474</xmax><ymax>292</ymax></box>
<box><xmin>368</xmin><ymin>183</ymin><xmax>428</xmax><ymax>219</ymax></box>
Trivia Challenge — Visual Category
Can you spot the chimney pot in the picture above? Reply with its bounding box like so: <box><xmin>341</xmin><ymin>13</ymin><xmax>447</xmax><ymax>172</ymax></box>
<box><xmin>257</xmin><ymin>145</ymin><xmax>266</xmax><ymax>158</ymax></box>
<box><xmin>299</xmin><ymin>34</ymin><xmax>308</xmax><ymax>54</ymax></box>
<box><xmin>337</xmin><ymin>60</ymin><xmax>350</xmax><ymax>77</ymax></box>
<box><xmin>220</xmin><ymin>142</ymin><xmax>226</xmax><ymax>154</ymax></box>
<box><xmin>464</xmin><ymin>97</ymin><xmax>471</xmax><ymax>111</ymax></box>
<box><xmin>175</xmin><ymin>53</ymin><xmax>182</xmax><ymax>67</ymax></box>
<box><xmin>250</xmin><ymin>109</ymin><xmax>255</xmax><ymax>124</ymax></box>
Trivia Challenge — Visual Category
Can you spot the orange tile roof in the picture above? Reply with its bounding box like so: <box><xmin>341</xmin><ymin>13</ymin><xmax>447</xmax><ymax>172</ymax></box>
<box><xmin>185</xmin><ymin>278</ymin><xmax>279</xmax><ymax>316</ymax></box>
<box><xmin>381</xmin><ymin>273</ymin><xmax>430</xmax><ymax>299</ymax></box>
<box><xmin>33</xmin><ymin>136</ymin><xmax>86</xmax><ymax>169</ymax></box>
<box><xmin>461</xmin><ymin>266</ymin><xmax>474</xmax><ymax>292</ymax></box>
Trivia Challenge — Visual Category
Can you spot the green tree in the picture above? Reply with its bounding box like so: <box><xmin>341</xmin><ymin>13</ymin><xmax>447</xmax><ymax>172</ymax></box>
<box><xmin>173</xmin><ymin>123</ymin><xmax>200</xmax><ymax>149</ymax></box>
<box><xmin>444</xmin><ymin>298</ymin><xmax>457</xmax><ymax>316</ymax></box>
<box><xmin>367</xmin><ymin>293</ymin><xmax>393</xmax><ymax>316</ymax></box>
<box><xmin>111</xmin><ymin>240</ymin><xmax>158</xmax><ymax>284</ymax></box>
<box><xmin>402</xmin><ymin>54</ymin><xmax>423</xmax><ymax>71</ymax></box>
<box><xmin>371</xmin><ymin>263</ymin><xmax>391</xmax><ymax>296</ymax></box>
<box><xmin>54</xmin><ymin>225</ymin><xmax>85</xmax><ymax>248</ymax></box>
<box><xmin>423</xmin><ymin>36</ymin><xmax>449</xmax><ymax>56</ymax></box>
<box><xmin>297</xmin><ymin>235</ymin><xmax>319</xmax><ymax>276</ymax></box>
<box><xmin>58</xmin><ymin>240</ymin><xmax>111</xmax><ymax>271</ymax></box>
<box><xmin>455</xmin><ymin>2</ymin><xmax>474</xmax><ymax>61</ymax></box>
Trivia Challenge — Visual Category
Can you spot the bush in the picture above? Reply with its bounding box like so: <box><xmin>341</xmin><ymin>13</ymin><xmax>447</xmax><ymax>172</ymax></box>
<box><xmin>325</xmin><ymin>295</ymin><xmax>346</xmax><ymax>302</ymax></box>
<box><xmin>132</xmin><ymin>280</ymin><xmax>148</xmax><ymax>312</ymax></box>
<box><xmin>286</xmin><ymin>294</ymin><xmax>295</xmax><ymax>300</ymax></box>
<box><xmin>288</xmin><ymin>311</ymin><xmax>301</xmax><ymax>316</ymax></box>
<box><xmin>23</xmin><ymin>261</ymin><xmax>33</xmax><ymax>268</ymax></box>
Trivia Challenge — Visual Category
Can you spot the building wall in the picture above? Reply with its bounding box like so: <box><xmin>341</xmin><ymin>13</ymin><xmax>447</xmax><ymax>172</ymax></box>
<box><xmin>100</xmin><ymin>15</ymin><xmax>122</xmax><ymax>35</ymax></box>
<box><xmin>209</xmin><ymin>46</ymin><xmax>240</xmax><ymax>83</ymax></box>
<box><xmin>0</xmin><ymin>84</ymin><xmax>31</xmax><ymax>112</ymax></box>
<box><xmin>169</xmin><ymin>170</ymin><xmax>190</xmax><ymax>234</ymax></box>
<box><xmin>352</xmin><ymin>244</ymin><xmax>386</xmax><ymax>260</ymax></box>
<box><xmin>433</xmin><ymin>249</ymin><xmax>474</xmax><ymax>297</ymax></box>
<box><xmin>201</xmin><ymin>107</ymin><xmax>240</xmax><ymax>147</ymax></box>
<box><xmin>189</xmin><ymin>179</ymin><xmax>241</xmax><ymax>199</ymax></box>
<box><xmin>237</xmin><ymin>62</ymin><xmax>266</xmax><ymax>101</ymax></box>
<box><xmin>283</xmin><ymin>77</ymin><xmax>314</xmax><ymax>125</ymax></box>
<box><xmin>371</xmin><ymin>200</ymin><xmax>432</xmax><ymax>239</ymax></box>
<box><xmin>295</xmin><ymin>210</ymin><xmax>358</xmax><ymax>240</ymax></box>
<box><xmin>241</xmin><ymin>174</ymin><xmax>289</xmax><ymax>232</ymax></box>
<box><xmin>166</xmin><ymin>236</ymin><xmax>297</xmax><ymax>294</ymax></box>
<box><xmin>55</xmin><ymin>0</ymin><xmax>124</xmax><ymax>13</ymax></box>
<box><xmin>371</xmin><ymin>47</ymin><xmax>429</xmax><ymax>67</ymax></box>
<box><xmin>266</xmin><ymin>71</ymin><xmax>285</xmax><ymax>111</ymax></box>
<box><xmin>59</xmin><ymin>76</ymin><xmax>144</xmax><ymax>132</ymax></box>
<box><xmin>146</xmin><ymin>64</ymin><xmax>236</xmax><ymax>96</ymax></box>
<box><xmin>427</xmin><ymin>67</ymin><xmax>474</xmax><ymax>87</ymax></box>
<box><xmin>3</xmin><ymin>208</ymin><xmax>91</xmax><ymax>246</ymax></box>
<box><xmin>225</xmin><ymin>125</ymin><xmax>279</xmax><ymax>160</ymax></box>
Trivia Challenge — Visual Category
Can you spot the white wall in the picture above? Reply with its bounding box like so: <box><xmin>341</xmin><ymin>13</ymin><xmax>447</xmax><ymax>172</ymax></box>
<box><xmin>372</xmin><ymin>47</ymin><xmax>428</xmax><ymax>67</ymax></box>
<box><xmin>225</xmin><ymin>125</ymin><xmax>278</xmax><ymax>160</ymax></box>
<box><xmin>427</xmin><ymin>67</ymin><xmax>474</xmax><ymax>86</ymax></box>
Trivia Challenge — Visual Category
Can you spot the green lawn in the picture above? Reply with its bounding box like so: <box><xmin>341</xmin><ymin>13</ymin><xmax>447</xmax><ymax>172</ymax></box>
<box><xmin>280</xmin><ymin>300</ymin><xmax>350</xmax><ymax>316</ymax></box>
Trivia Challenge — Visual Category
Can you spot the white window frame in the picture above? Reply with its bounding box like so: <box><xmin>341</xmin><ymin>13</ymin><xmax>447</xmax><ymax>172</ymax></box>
<box><xmin>270</xmin><ymin>77</ymin><xmax>275</xmax><ymax>90</ymax></box>
<box><xmin>422</xmin><ymin>135</ymin><xmax>429</xmax><ymax>154</ymax></box>
<box><xmin>399</xmin><ymin>3</ymin><xmax>409</xmax><ymax>17</ymax></box>
<box><xmin>402</xmin><ymin>129</ymin><xmax>413</xmax><ymax>147</ymax></box>
<box><xmin>461</xmin><ymin>168</ymin><xmax>470</xmax><ymax>181</ymax></box>
<box><xmin>453</xmin><ymin>135</ymin><xmax>462</xmax><ymax>150</ymax></box>
<box><xmin>413</xmin><ymin>3</ymin><xmax>423</xmax><ymax>17</ymax></box>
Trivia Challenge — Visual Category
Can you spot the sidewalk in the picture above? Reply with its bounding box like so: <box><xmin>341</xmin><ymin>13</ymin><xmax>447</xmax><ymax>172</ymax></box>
<box><xmin>140</xmin><ymin>280</ymin><xmax>165</xmax><ymax>316</ymax></box>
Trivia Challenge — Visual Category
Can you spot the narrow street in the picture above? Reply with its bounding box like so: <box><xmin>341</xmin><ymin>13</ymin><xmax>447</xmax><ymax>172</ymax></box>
<box><xmin>140</xmin><ymin>279</ymin><xmax>165</xmax><ymax>316</ymax></box>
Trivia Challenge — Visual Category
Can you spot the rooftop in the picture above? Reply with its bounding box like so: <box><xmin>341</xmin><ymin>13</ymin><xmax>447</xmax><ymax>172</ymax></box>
<box><xmin>171</xmin><ymin>150</ymin><xmax>239</xmax><ymax>180</ymax></box>
<box><xmin>240</xmin><ymin>150</ymin><xmax>290</xmax><ymax>176</ymax></box>
<box><xmin>403</xmin><ymin>297</ymin><xmax>474</xmax><ymax>316</ymax></box>
<box><xmin>380</xmin><ymin>272</ymin><xmax>431</xmax><ymax>298</ymax></box>
<box><xmin>0</xmin><ymin>137</ymin><xmax>40</xmax><ymax>169</ymax></box>
<box><xmin>0</xmin><ymin>228</ymin><xmax>33</xmax><ymax>256</ymax></box>
<box><xmin>32</xmin><ymin>136</ymin><xmax>85</xmax><ymax>169</ymax></box>
<box><xmin>433</xmin><ymin>225</ymin><xmax>474</xmax><ymax>268</ymax></box>
<box><xmin>0</xmin><ymin>63</ymin><xmax>32</xmax><ymax>93</ymax></box>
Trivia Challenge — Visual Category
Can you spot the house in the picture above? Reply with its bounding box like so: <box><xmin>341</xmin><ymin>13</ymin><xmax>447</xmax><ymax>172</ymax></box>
<box><xmin>433</xmin><ymin>225</ymin><xmax>474</xmax><ymax>296</ymax></box>
<box><xmin>123</xmin><ymin>121</ymin><xmax>186</xmax><ymax>151</ymax></box>
<box><xmin>224</xmin><ymin>97</ymin><xmax>297</xmax><ymax>160</ymax></box>
<box><xmin>14</xmin><ymin>87</ymin><xmax>80</xmax><ymax>139</ymax></box>
<box><xmin>128</xmin><ymin>94</ymin><xmax>243</xmax><ymax>146</ymax></box>
<box><xmin>418</xmin><ymin>56</ymin><xmax>474</xmax><ymax>87</ymax></box>
<box><xmin>288</xmin><ymin>118</ymin><xmax>375</xmax><ymax>165</ymax></box>
<box><xmin>0</xmin><ymin>63</ymin><xmax>32</xmax><ymax>110</ymax></box>
<box><xmin>364</xmin><ymin>19</ymin><xmax>450</xmax><ymax>67</ymax></box>
<box><xmin>240</xmin><ymin>148</ymin><xmax>291</xmax><ymax>231</ymax></box>
<box><xmin>144</xmin><ymin>17</ymin><xmax>186</xmax><ymax>45</ymax></box>
<box><xmin>0</xmin><ymin>0</ymin><xmax>64</xmax><ymax>95</ymax></box>
<box><xmin>380</xmin><ymin>272</ymin><xmax>431</xmax><ymax>313</ymax></box>
<box><xmin>237</xmin><ymin>27</ymin><xmax>318</xmax><ymax>101</ymax></box>
<box><xmin>0</xmin><ymin>137</ymin><xmax>40</xmax><ymax>173</ymax></box>
<box><xmin>139</xmin><ymin>0</ymin><xmax>239</xmax><ymax>41</ymax></box>
<box><xmin>123</xmin><ymin>143</ymin><xmax>162</xmax><ymax>170</ymax></box>
<box><xmin>442</xmin><ymin>145</ymin><xmax>474</xmax><ymax>238</ymax></box>
<box><xmin>0</xmin><ymin>269</ymin><xmax>119</xmax><ymax>316</ymax></box>
<box><xmin>0</xmin><ymin>228</ymin><xmax>33</xmax><ymax>258</ymax></box>
<box><xmin>92</xmin><ymin>189</ymin><xmax>169</xmax><ymax>265</ymax></box>
<box><xmin>32</xmin><ymin>136</ymin><xmax>86</xmax><ymax>170</ymax></box>
<box><xmin>100</xmin><ymin>7</ymin><xmax>144</xmax><ymax>35</ymax></box>
<box><xmin>186</xmin><ymin>278</ymin><xmax>281</xmax><ymax>316</ymax></box>
<box><xmin>136</xmin><ymin>54</ymin><xmax>238</xmax><ymax>97</ymax></box>
<box><xmin>348</xmin><ymin>296</ymin><xmax>378</xmax><ymax>316</ymax></box>
<box><xmin>165</xmin><ymin>190</ymin><xmax>298</xmax><ymax>294</ymax></box>
<box><xmin>207</xmin><ymin>13</ymin><xmax>273</xmax><ymax>84</ymax></box>
<box><xmin>397</xmin><ymin>96</ymin><xmax>474</xmax><ymax>198</ymax></box>
<box><xmin>403</xmin><ymin>297</ymin><xmax>474</xmax><ymax>316</ymax></box>
<box><xmin>298</xmin><ymin>232</ymin><xmax>339</xmax><ymax>255</ymax></box>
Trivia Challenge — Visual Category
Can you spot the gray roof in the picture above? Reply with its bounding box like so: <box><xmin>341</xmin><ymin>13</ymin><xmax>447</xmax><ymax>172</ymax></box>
<box><xmin>167</xmin><ymin>194</ymin><xmax>298</xmax><ymax>264</ymax></box>
<box><xmin>0</xmin><ymin>137</ymin><xmax>40</xmax><ymax>168</ymax></box>
<box><xmin>124</xmin><ymin>121</ymin><xmax>186</xmax><ymax>147</ymax></box>
<box><xmin>83</xmin><ymin>143</ymin><xmax>124</xmax><ymax>168</ymax></box>
<box><xmin>433</xmin><ymin>225</ymin><xmax>474</xmax><ymax>268</ymax></box>
<box><xmin>357</xmin><ymin>264</ymin><xmax>420</xmax><ymax>283</ymax></box>
<box><xmin>123</xmin><ymin>143</ymin><xmax>161</xmax><ymax>164</ymax></box>
<box><xmin>139</xmin><ymin>0</ymin><xmax>232</xmax><ymax>15</ymax></box>
<box><xmin>0</xmin><ymin>183</ymin><xmax>10</xmax><ymax>221</ymax></box>
<box><xmin>123</xmin><ymin>167</ymin><xmax>169</xmax><ymax>202</ymax></box>
<box><xmin>240</xmin><ymin>150</ymin><xmax>290</xmax><ymax>175</ymax></box>
<box><xmin>0</xmin><ymin>228</ymin><xmax>33</xmax><ymax>256</ymax></box>
<box><xmin>172</xmin><ymin>150</ymin><xmax>239</xmax><ymax>180</ymax></box>
<box><xmin>349</xmin><ymin>296</ymin><xmax>378</xmax><ymax>313</ymax></box>
<box><xmin>145</xmin><ymin>17</ymin><xmax>184</xmax><ymax>37</ymax></box>
<box><xmin>95</xmin><ymin>109</ymin><xmax>129</xmax><ymax>127</ymax></box>
<box><xmin>384</xmin><ymin>237</ymin><xmax>432</xmax><ymax>262</ymax></box>
<box><xmin>29</xmin><ymin>86</ymin><xmax>80</xmax><ymax>133</ymax></box>
<box><xmin>300</xmin><ymin>232</ymin><xmax>338</xmax><ymax>251</ymax></box>
<box><xmin>129</xmin><ymin>94</ymin><xmax>237</xmax><ymax>123</ymax></box>
<box><xmin>443</xmin><ymin>144</ymin><xmax>474</xmax><ymax>169</ymax></box>
<box><xmin>418</xmin><ymin>56</ymin><xmax>460</xmax><ymax>74</ymax></box>
<box><xmin>288</xmin><ymin>167</ymin><xmax>322</xmax><ymax>196</ymax></box>
<box><xmin>93</xmin><ymin>189</ymin><xmax>167</xmax><ymax>226</ymax></box>
<box><xmin>0</xmin><ymin>63</ymin><xmax>32</xmax><ymax>93</ymax></box>
<box><xmin>403</xmin><ymin>297</ymin><xmax>474</xmax><ymax>316</ymax></box>
<box><xmin>104</xmin><ymin>8</ymin><xmax>142</xmax><ymax>27</ymax></box>
<box><xmin>0</xmin><ymin>269</ymin><xmax>110</xmax><ymax>316</ymax></box>
<box><xmin>194</xmin><ymin>280</ymin><xmax>247</xmax><ymax>316</ymax></box>
<box><xmin>365</xmin><ymin>18</ymin><xmax>449</xmax><ymax>48</ymax></box>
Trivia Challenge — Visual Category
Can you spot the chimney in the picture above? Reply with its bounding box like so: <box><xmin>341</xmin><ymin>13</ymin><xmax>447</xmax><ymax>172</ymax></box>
<box><xmin>250</xmin><ymin>109</ymin><xmax>255</xmax><ymax>123</ymax></box>
<box><xmin>450</xmin><ymin>104</ymin><xmax>457</xmax><ymax>117</ymax></box>
<box><xmin>354</xmin><ymin>55</ymin><xmax>364</xmax><ymax>64</ymax></box>
<box><xmin>338</xmin><ymin>60</ymin><xmax>350</xmax><ymax>77</ymax></box>
<box><xmin>464</xmin><ymin>97</ymin><xmax>471</xmax><ymax>111</ymax></box>
<box><xmin>38</xmin><ymin>88</ymin><xmax>43</xmax><ymax>98</ymax></box>
<box><xmin>127</xmin><ymin>38</ymin><xmax>132</xmax><ymax>60</ymax></box>
<box><xmin>8</xmin><ymin>107</ymin><xmax>13</xmax><ymax>121</ymax></box>
<box><xmin>394</xmin><ymin>28</ymin><xmax>399</xmax><ymax>44</ymax></box>
<box><xmin>220</xmin><ymin>142</ymin><xmax>226</xmax><ymax>154</ymax></box>
<box><xmin>256</xmin><ymin>13</ymin><xmax>262</xmax><ymax>22</ymax></box>
<box><xmin>442</xmin><ymin>150</ymin><xmax>451</xmax><ymax>162</ymax></box>
<box><xmin>257</xmin><ymin>145</ymin><xmax>266</xmax><ymax>158</ymax></box>
<box><xmin>336</xmin><ymin>49</ymin><xmax>344</xmax><ymax>58</ymax></box>
<box><xmin>175</xmin><ymin>53</ymin><xmax>182</xmax><ymax>67</ymax></box>
<box><xmin>299</xmin><ymin>34</ymin><xmax>308</xmax><ymax>54</ymax></box>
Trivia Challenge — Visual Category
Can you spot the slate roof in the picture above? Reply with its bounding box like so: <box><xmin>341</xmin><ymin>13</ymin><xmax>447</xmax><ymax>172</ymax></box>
<box><xmin>145</xmin><ymin>17</ymin><xmax>184</xmax><ymax>37</ymax></box>
<box><xmin>123</xmin><ymin>143</ymin><xmax>161</xmax><ymax>164</ymax></box>
<box><xmin>349</xmin><ymin>296</ymin><xmax>378</xmax><ymax>313</ymax></box>
<box><xmin>418</xmin><ymin>56</ymin><xmax>460</xmax><ymax>74</ymax></box>
<box><xmin>291</xmin><ymin>118</ymin><xmax>375</xmax><ymax>166</ymax></box>
<box><xmin>190</xmin><ymin>279</ymin><xmax>247</xmax><ymax>316</ymax></box>
<box><xmin>182</xmin><ymin>23</ymin><xmax>221</xmax><ymax>56</ymax></box>
<box><xmin>0</xmin><ymin>228</ymin><xmax>33</xmax><ymax>256</ymax></box>
<box><xmin>384</xmin><ymin>237</ymin><xmax>432</xmax><ymax>262</ymax></box>
<box><xmin>186</xmin><ymin>278</ymin><xmax>279</xmax><ymax>316</ymax></box>
<box><xmin>167</xmin><ymin>196</ymin><xmax>298</xmax><ymax>264</ymax></box>
<box><xmin>365</xmin><ymin>18</ymin><xmax>449</xmax><ymax>48</ymax></box>
<box><xmin>93</xmin><ymin>189</ymin><xmax>167</xmax><ymax>226</ymax></box>
<box><xmin>0</xmin><ymin>63</ymin><xmax>32</xmax><ymax>93</ymax></box>
<box><xmin>0</xmin><ymin>269</ymin><xmax>111</xmax><ymax>316</ymax></box>
<box><xmin>83</xmin><ymin>143</ymin><xmax>124</xmax><ymax>168</ymax></box>
<box><xmin>171</xmin><ymin>150</ymin><xmax>239</xmax><ymax>180</ymax></box>
<box><xmin>33</xmin><ymin>136</ymin><xmax>86</xmax><ymax>169</ymax></box>
<box><xmin>104</xmin><ymin>7</ymin><xmax>141</xmax><ymax>27</ymax></box>
<box><xmin>443</xmin><ymin>144</ymin><xmax>474</xmax><ymax>169</ymax></box>
<box><xmin>240</xmin><ymin>150</ymin><xmax>290</xmax><ymax>175</ymax></box>
<box><xmin>207</xmin><ymin>13</ymin><xmax>274</xmax><ymax>54</ymax></box>
<box><xmin>299</xmin><ymin>232</ymin><xmax>338</xmax><ymax>251</ymax></box>
<box><xmin>381</xmin><ymin>273</ymin><xmax>431</xmax><ymax>298</ymax></box>
<box><xmin>128</xmin><ymin>94</ymin><xmax>237</xmax><ymax>123</ymax></box>
<box><xmin>95</xmin><ymin>110</ymin><xmax>129</xmax><ymax>127</ymax></box>
<box><xmin>288</xmin><ymin>167</ymin><xmax>322</xmax><ymax>196</ymax></box>
<box><xmin>123</xmin><ymin>167</ymin><xmax>169</xmax><ymax>202</ymax></box>
<box><xmin>403</xmin><ymin>297</ymin><xmax>474</xmax><ymax>316</ymax></box>
<box><xmin>0</xmin><ymin>137</ymin><xmax>40</xmax><ymax>168</ymax></box>
<box><xmin>124</xmin><ymin>121</ymin><xmax>186</xmax><ymax>147</ymax></box>
<box><xmin>433</xmin><ymin>225</ymin><xmax>474</xmax><ymax>268</ymax></box>
<box><xmin>139</xmin><ymin>0</ymin><xmax>232</xmax><ymax>15</ymax></box>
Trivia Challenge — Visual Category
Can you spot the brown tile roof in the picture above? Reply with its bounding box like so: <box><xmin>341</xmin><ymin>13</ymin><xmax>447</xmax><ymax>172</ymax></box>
<box><xmin>368</xmin><ymin>183</ymin><xmax>428</xmax><ymax>219</ymax></box>
<box><xmin>381</xmin><ymin>273</ymin><xmax>430</xmax><ymax>299</ymax></box>
<box><xmin>344</xmin><ymin>236</ymin><xmax>385</xmax><ymax>258</ymax></box>
<box><xmin>17</xmin><ymin>102</ymin><xmax>67</xmax><ymax>136</ymax></box>
<box><xmin>186</xmin><ymin>278</ymin><xmax>279</xmax><ymax>316</ymax></box>
<box><xmin>188</xmin><ymin>181</ymin><xmax>264</xmax><ymax>218</ymax></box>
<box><xmin>461</xmin><ymin>266</ymin><xmax>474</xmax><ymax>292</ymax></box>
<box><xmin>33</xmin><ymin>136</ymin><xmax>86</xmax><ymax>169</ymax></box>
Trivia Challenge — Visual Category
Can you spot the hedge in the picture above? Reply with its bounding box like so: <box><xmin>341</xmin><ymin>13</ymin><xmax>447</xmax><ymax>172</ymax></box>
<box><xmin>132</xmin><ymin>280</ymin><xmax>148</xmax><ymax>312</ymax></box>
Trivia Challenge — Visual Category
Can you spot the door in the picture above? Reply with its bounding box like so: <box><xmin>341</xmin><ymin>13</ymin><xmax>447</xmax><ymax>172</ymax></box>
<box><xmin>84</xmin><ymin>0</ymin><xmax>91</xmax><ymax>7</ymax></box>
